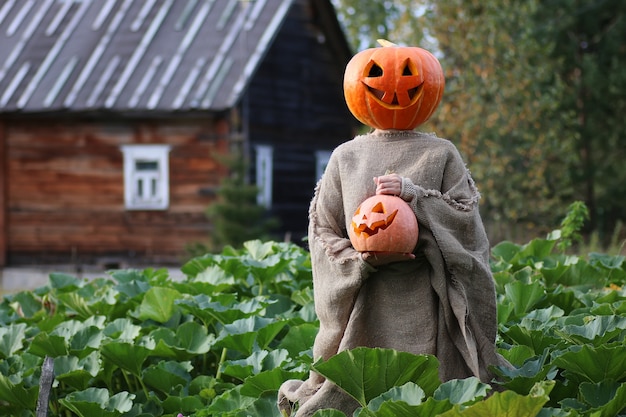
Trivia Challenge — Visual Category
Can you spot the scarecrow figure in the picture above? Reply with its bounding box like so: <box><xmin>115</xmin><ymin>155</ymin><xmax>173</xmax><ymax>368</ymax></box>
<box><xmin>278</xmin><ymin>40</ymin><xmax>510</xmax><ymax>417</ymax></box>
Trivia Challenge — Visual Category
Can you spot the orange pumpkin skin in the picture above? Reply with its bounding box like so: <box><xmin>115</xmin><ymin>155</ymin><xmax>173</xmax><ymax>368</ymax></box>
<box><xmin>348</xmin><ymin>195</ymin><xmax>419</xmax><ymax>253</ymax></box>
<box><xmin>343</xmin><ymin>44</ymin><xmax>445</xmax><ymax>130</ymax></box>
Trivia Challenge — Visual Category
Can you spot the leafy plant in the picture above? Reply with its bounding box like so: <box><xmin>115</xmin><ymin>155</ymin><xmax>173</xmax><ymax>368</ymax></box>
<box><xmin>1</xmin><ymin>204</ymin><xmax>626</xmax><ymax>416</ymax></box>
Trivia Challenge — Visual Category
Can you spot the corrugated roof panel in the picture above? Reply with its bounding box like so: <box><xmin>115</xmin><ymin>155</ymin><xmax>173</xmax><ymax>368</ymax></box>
<box><xmin>64</xmin><ymin>0</ymin><xmax>134</xmax><ymax>107</ymax></box>
<box><xmin>18</xmin><ymin>0</ymin><xmax>90</xmax><ymax>109</ymax></box>
<box><xmin>87</xmin><ymin>54</ymin><xmax>121</xmax><ymax>108</ymax></box>
<box><xmin>0</xmin><ymin>0</ymin><xmax>295</xmax><ymax>113</ymax></box>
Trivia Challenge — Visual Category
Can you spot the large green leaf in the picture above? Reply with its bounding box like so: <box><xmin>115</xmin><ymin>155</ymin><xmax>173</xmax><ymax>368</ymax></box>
<box><xmin>136</xmin><ymin>287</ymin><xmax>182</xmax><ymax>323</ymax></box>
<box><xmin>0</xmin><ymin>373</ymin><xmax>39</xmax><ymax>409</ymax></box>
<box><xmin>240</xmin><ymin>367</ymin><xmax>306</xmax><ymax>397</ymax></box>
<box><xmin>437</xmin><ymin>381</ymin><xmax>554</xmax><ymax>417</ymax></box>
<box><xmin>551</xmin><ymin>344</ymin><xmax>626</xmax><ymax>383</ymax></box>
<box><xmin>558</xmin><ymin>315</ymin><xmax>626</xmax><ymax>345</ymax></box>
<box><xmin>54</xmin><ymin>352</ymin><xmax>101</xmax><ymax>390</ymax></box>
<box><xmin>204</xmin><ymin>385</ymin><xmax>256</xmax><ymax>415</ymax></box>
<box><xmin>277</xmin><ymin>323</ymin><xmax>318</xmax><ymax>360</ymax></box>
<box><xmin>59</xmin><ymin>387</ymin><xmax>135</xmax><ymax>417</ymax></box>
<box><xmin>366</xmin><ymin>382</ymin><xmax>425</xmax><ymax>411</ymax></box>
<box><xmin>142</xmin><ymin>360</ymin><xmax>192</xmax><ymax>395</ymax></box>
<box><xmin>178</xmin><ymin>294</ymin><xmax>268</xmax><ymax>326</ymax></box>
<box><xmin>504</xmin><ymin>280</ymin><xmax>546</xmax><ymax>318</ymax></box>
<box><xmin>433</xmin><ymin>377</ymin><xmax>490</xmax><ymax>405</ymax></box>
<box><xmin>216</xmin><ymin>317</ymin><xmax>287</xmax><ymax>356</ymax></box>
<box><xmin>0</xmin><ymin>322</ymin><xmax>27</xmax><ymax>359</ymax></box>
<box><xmin>312</xmin><ymin>348</ymin><xmax>440</xmax><ymax>407</ymax></box>
<box><xmin>223</xmin><ymin>349</ymin><xmax>290</xmax><ymax>380</ymax></box>
<box><xmin>100</xmin><ymin>339</ymin><xmax>155</xmax><ymax>377</ymax></box>
<box><xmin>151</xmin><ymin>321</ymin><xmax>214</xmax><ymax>360</ymax></box>
<box><xmin>584</xmin><ymin>381</ymin><xmax>626</xmax><ymax>417</ymax></box>
<box><xmin>28</xmin><ymin>332</ymin><xmax>69</xmax><ymax>358</ymax></box>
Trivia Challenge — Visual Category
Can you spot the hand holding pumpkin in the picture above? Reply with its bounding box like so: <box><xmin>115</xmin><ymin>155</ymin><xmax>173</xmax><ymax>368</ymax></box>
<box><xmin>374</xmin><ymin>173</ymin><xmax>402</xmax><ymax>196</ymax></box>
<box><xmin>362</xmin><ymin>251</ymin><xmax>415</xmax><ymax>266</ymax></box>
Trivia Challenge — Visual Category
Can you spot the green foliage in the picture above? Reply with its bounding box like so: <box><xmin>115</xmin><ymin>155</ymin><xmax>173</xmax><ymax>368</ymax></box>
<box><xmin>2</xmin><ymin>220</ymin><xmax>626</xmax><ymax>416</ymax></box>
<box><xmin>332</xmin><ymin>0</ymin><xmax>626</xmax><ymax>245</ymax></box>
<box><xmin>203</xmin><ymin>151</ymin><xmax>279</xmax><ymax>252</ymax></box>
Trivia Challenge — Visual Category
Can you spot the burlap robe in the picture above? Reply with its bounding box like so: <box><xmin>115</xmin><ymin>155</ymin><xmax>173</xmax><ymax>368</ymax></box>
<box><xmin>278</xmin><ymin>130</ymin><xmax>510</xmax><ymax>416</ymax></box>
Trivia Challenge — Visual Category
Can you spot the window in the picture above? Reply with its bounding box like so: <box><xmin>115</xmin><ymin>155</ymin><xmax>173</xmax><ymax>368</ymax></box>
<box><xmin>120</xmin><ymin>144</ymin><xmax>171</xmax><ymax>210</ymax></box>
<box><xmin>315</xmin><ymin>150</ymin><xmax>332</xmax><ymax>180</ymax></box>
<box><xmin>255</xmin><ymin>145</ymin><xmax>273</xmax><ymax>208</ymax></box>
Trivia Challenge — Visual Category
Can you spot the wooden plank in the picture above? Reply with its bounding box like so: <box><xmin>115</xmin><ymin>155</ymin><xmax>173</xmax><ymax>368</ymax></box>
<box><xmin>0</xmin><ymin>121</ymin><xmax>6</xmax><ymax>266</ymax></box>
<box><xmin>5</xmin><ymin>118</ymin><xmax>222</xmax><ymax>264</ymax></box>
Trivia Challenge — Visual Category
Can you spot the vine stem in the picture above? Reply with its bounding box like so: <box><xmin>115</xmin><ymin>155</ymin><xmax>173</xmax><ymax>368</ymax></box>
<box><xmin>215</xmin><ymin>348</ymin><xmax>228</xmax><ymax>380</ymax></box>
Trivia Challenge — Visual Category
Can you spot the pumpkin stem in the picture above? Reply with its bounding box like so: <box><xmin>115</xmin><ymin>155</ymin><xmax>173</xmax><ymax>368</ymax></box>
<box><xmin>377</xmin><ymin>39</ymin><xmax>398</xmax><ymax>47</ymax></box>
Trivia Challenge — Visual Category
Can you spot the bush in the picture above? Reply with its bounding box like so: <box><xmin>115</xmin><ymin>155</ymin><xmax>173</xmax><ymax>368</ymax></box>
<box><xmin>1</xmin><ymin>231</ymin><xmax>626</xmax><ymax>416</ymax></box>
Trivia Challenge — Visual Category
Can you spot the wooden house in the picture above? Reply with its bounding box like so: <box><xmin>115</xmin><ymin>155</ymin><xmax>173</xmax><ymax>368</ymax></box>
<box><xmin>0</xmin><ymin>0</ymin><xmax>357</xmax><ymax>267</ymax></box>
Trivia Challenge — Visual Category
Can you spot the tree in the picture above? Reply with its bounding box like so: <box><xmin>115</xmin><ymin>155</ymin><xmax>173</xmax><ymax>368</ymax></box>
<box><xmin>204</xmin><ymin>146</ymin><xmax>279</xmax><ymax>251</ymax></box>
<box><xmin>533</xmin><ymin>0</ymin><xmax>626</xmax><ymax>242</ymax></box>
<box><xmin>332</xmin><ymin>0</ymin><xmax>626</xmax><ymax>244</ymax></box>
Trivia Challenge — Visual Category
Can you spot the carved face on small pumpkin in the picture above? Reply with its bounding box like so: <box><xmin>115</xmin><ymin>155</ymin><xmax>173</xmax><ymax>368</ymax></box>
<box><xmin>348</xmin><ymin>195</ymin><xmax>418</xmax><ymax>253</ymax></box>
<box><xmin>343</xmin><ymin>41</ymin><xmax>445</xmax><ymax>130</ymax></box>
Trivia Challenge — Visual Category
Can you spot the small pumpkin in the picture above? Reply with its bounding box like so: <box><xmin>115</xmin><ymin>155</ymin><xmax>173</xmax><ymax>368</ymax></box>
<box><xmin>348</xmin><ymin>194</ymin><xmax>418</xmax><ymax>253</ymax></box>
<box><xmin>343</xmin><ymin>40</ymin><xmax>445</xmax><ymax>130</ymax></box>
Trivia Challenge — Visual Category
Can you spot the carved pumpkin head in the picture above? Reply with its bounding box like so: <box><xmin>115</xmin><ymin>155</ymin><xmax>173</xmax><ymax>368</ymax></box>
<box><xmin>343</xmin><ymin>40</ymin><xmax>445</xmax><ymax>130</ymax></box>
<box><xmin>348</xmin><ymin>194</ymin><xmax>418</xmax><ymax>253</ymax></box>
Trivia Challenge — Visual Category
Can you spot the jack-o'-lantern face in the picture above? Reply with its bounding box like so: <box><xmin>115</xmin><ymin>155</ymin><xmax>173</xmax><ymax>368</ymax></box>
<box><xmin>348</xmin><ymin>195</ymin><xmax>419</xmax><ymax>254</ymax></box>
<box><xmin>343</xmin><ymin>40</ymin><xmax>445</xmax><ymax>130</ymax></box>
<box><xmin>351</xmin><ymin>201</ymin><xmax>398</xmax><ymax>238</ymax></box>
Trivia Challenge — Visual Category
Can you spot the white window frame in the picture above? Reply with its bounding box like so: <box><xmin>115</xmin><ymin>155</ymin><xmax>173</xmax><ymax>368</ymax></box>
<box><xmin>315</xmin><ymin>150</ymin><xmax>332</xmax><ymax>180</ymax></box>
<box><xmin>120</xmin><ymin>144</ymin><xmax>171</xmax><ymax>210</ymax></box>
<box><xmin>255</xmin><ymin>145</ymin><xmax>273</xmax><ymax>208</ymax></box>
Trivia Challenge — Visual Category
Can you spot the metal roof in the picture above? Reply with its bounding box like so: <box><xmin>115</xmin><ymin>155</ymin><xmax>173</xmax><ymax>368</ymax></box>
<box><xmin>0</xmin><ymin>0</ymin><xmax>294</xmax><ymax>113</ymax></box>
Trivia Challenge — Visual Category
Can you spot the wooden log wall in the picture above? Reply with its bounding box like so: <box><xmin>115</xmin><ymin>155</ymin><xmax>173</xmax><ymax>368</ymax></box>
<box><xmin>4</xmin><ymin>116</ymin><xmax>229</xmax><ymax>265</ymax></box>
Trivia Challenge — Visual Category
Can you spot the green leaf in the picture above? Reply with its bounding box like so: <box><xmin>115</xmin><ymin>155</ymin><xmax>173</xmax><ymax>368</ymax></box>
<box><xmin>179</xmin><ymin>294</ymin><xmax>267</xmax><ymax>326</ymax></box>
<box><xmin>559</xmin><ymin>315</ymin><xmax>626</xmax><ymax>345</ymax></box>
<box><xmin>216</xmin><ymin>317</ymin><xmax>287</xmax><ymax>356</ymax></box>
<box><xmin>205</xmin><ymin>385</ymin><xmax>256</xmax><ymax>415</ymax></box>
<box><xmin>240</xmin><ymin>367</ymin><xmax>306</xmax><ymax>397</ymax></box>
<box><xmin>11</xmin><ymin>292</ymin><xmax>43</xmax><ymax>317</ymax></box>
<box><xmin>494</xmin><ymin>349</ymin><xmax>557</xmax><ymax>394</ymax></box>
<box><xmin>504</xmin><ymin>280</ymin><xmax>546</xmax><ymax>318</ymax></box>
<box><xmin>433</xmin><ymin>377</ymin><xmax>490</xmax><ymax>405</ymax></box>
<box><xmin>28</xmin><ymin>332</ymin><xmax>69</xmax><ymax>358</ymax></box>
<box><xmin>312</xmin><ymin>348</ymin><xmax>440</xmax><ymax>407</ymax></box>
<box><xmin>100</xmin><ymin>340</ymin><xmax>155</xmax><ymax>377</ymax></box>
<box><xmin>0</xmin><ymin>323</ymin><xmax>27</xmax><ymax>359</ymax></box>
<box><xmin>277</xmin><ymin>323</ymin><xmax>318</xmax><ymax>359</ymax></box>
<box><xmin>491</xmin><ymin>241</ymin><xmax>522</xmax><ymax>263</ymax></box>
<box><xmin>223</xmin><ymin>349</ymin><xmax>290</xmax><ymax>380</ymax></box>
<box><xmin>161</xmin><ymin>393</ymin><xmax>205</xmax><ymax>414</ymax></box>
<box><xmin>312</xmin><ymin>410</ymin><xmax>347</xmax><ymax>417</ymax></box>
<box><xmin>0</xmin><ymin>373</ymin><xmax>39</xmax><ymax>409</ymax></box>
<box><xmin>437</xmin><ymin>381</ymin><xmax>554</xmax><ymax>417</ymax></box>
<box><xmin>551</xmin><ymin>344</ymin><xmax>626</xmax><ymax>383</ymax></box>
<box><xmin>55</xmin><ymin>292</ymin><xmax>94</xmax><ymax>319</ymax></box>
<box><xmin>49</xmin><ymin>272</ymin><xmax>82</xmax><ymax>290</ymax></box>
<box><xmin>54</xmin><ymin>352</ymin><xmax>101</xmax><ymax>390</ymax></box>
<box><xmin>367</xmin><ymin>382</ymin><xmax>425</xmax><ymax>411</ymax></box>
<box><xmin>579</xmin><ymin>380</ymin><xmax>621</xmax><ymax>408</ymax></box>
<box><xmin>151</xmin><ymin>322</ymin><xmax>215</xmax><ymax>361</ymax></box>
<box><xmin>103</xmin><ymin>318</ymin><xmax>141</xmax><ymax>341</ymax></box>
<box><xmin>585</xmin><ymin>381</ymin><xmax>626</xmax><ymax>417</ymax></box>
<box><xmin>142</xmin><ymin>360</ymin><xmax>192</xmax><ymax>395</ymax></box>
<box><xmin>59</xmin><ymin>388</ymin><xmax>135</xmax><ymax>417</ymax></box>
<box><xmin>136</xmin><ymin>287</ymin><xmax>182</xmax><ymax>323</ymax></box>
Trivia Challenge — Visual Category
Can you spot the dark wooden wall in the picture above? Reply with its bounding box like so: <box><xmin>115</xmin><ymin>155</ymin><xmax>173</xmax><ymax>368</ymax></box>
<box><xmin>246</xmin><ymin>0</ymin><xmax>357</xmax><ymax>243</ymax></box>
<box><xmin>4</xmin><ymin>116</ymin><xmax>228</xmax><ymax>265</ymax></box>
